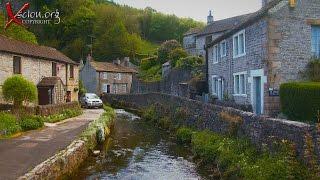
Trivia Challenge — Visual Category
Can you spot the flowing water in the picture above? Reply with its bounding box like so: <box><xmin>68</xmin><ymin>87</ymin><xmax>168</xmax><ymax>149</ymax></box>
<box><xmin>72</xmin><ymin>109</ymin><xmax>211</xmax><ymax>180</ymax></box>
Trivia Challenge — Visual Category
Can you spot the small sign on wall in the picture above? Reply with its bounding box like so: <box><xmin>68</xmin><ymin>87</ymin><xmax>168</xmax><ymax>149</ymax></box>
<box><xmin>268</xmin><ymin>88</ymin><xmax>279</xmax><ymax>97</ymax></box>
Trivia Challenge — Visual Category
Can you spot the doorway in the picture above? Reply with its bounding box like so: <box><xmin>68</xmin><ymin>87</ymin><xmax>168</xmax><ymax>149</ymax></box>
<box><xmin>253</xmin><ymin>77</ymin><xmax>262</xmax><ymax>115</ymax></box>
<box><xmin>38</xmin><ymin>87</ymin><xmax>52</xmax><ymax>105</ymax></box>
<box><xmin>217</xmin><ymin>79</ymin><xmax>223</xmax><ymax>100</ymax></box>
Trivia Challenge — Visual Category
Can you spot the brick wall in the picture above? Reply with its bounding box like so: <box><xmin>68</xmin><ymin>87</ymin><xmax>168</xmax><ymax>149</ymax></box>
<box><xmin>102</xmin><ymin>93</ymin><xmax>320</xmax><ymax>163</ymax></box>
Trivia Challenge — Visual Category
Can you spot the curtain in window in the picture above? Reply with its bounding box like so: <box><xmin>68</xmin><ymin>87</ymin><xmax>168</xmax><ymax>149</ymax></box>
<box><xmin>312</xmin><ymin>26</ymin><xmax>320</xmax><ymax>58</ymax></box>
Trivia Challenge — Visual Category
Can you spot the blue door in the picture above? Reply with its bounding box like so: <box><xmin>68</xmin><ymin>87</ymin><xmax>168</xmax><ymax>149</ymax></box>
<box><xmin>254</xmin><ymin>77</ymin><xmax>262</xmax><ymax>115</ymax></box>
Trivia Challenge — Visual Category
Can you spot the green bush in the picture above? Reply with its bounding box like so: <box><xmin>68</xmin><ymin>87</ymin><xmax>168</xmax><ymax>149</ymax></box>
<box><xmin>19</xmin><ymin>115</ymin><xmax>44</xmax><ymax>131</ymax></box>
<box><xmin>176</xmin><ymin>56</ymin><xmax>204</xmax><ymax>69</ymax></box>
<box><xmin>304</xmin><ymin>59</ymin><xmax>320</xmax><ymax>82</ymax></box>
<box><xmin>169</xmin><ymin>48</ymin><xmax>188</xmax><ymax>67</ymax></box>
<box><xmin>2</xmin><ymin>75</ymin><xmax>37</xmax><ymax>108</ymax></box>
<box><xmin>158</xmin><ymin>40</ymin><xmax>181</xmax><ymax>64</ymax></box>
<box><xmin>43</xmin><ymin>108</ymin><xmax>83</xmax><ymax>123</ymax></box>
<box><xmin>140</xmin><ymin>56</ymin><xmax>158</xmax><ymax>70</ymax></box>
<box><xmin>280</xmin><ymin>82</ymin><xmax>320</xmax><ymax>123</ymax></box>
<box><xmin>138</xmin><ymin>64</ymin><xmax>162</xmax><ymax>82</ymax></box>
<box><xmin>0</xmin><ymin>112</ymin><xmax>20</xmax><ymax>136</ymax></box>
<box><xmin>189</xmin><ymin>130</ymin><xmax>312</xmax><ymax>179</ymax></box>
<box><xmin>176</xmin><ymin>127</ymin><xmax>193</xmax><ymax>144</ymax></box>
<box><xmin>142</xmin><ymin>105</ymin><xmax>158</xmax><ymax>122</ymax></box>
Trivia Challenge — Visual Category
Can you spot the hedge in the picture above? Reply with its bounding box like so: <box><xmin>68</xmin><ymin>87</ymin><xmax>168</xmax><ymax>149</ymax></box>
<box><xmin>280</xmin><ymin>82</ymin><xmax>320</xmax><ymax>123</ymax></box>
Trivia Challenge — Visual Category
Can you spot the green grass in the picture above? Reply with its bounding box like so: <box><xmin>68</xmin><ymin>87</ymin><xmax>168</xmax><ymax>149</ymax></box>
<box><xmin>0</xmin><ymin>112</ymin><xmax>21</xmax><ymax>137</ymax></box>
<box><xmin>138</xmin><ymin>40</ymin><xmax>159</xmax><ymax>55</ymax></box>
<box><xmin>138</xmin><ymin>64</ymin><xmax>162</xmax><ymax>82</ymax></box>
<box><xmin>175</xmin><ymin>128</ymin><xmax>314</xmax><ymax>179</ymax></box>
<box><xmin>43</xmin><ymin>108</ymin><xmax>83</xmax><ymax>123</ymax></box>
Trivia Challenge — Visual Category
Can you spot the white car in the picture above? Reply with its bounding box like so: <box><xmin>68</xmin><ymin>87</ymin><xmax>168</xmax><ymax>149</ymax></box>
<box><xmin>80</xmin><ymin>93</ymin><xmax>103</xmax><ymax>108</ymax></box>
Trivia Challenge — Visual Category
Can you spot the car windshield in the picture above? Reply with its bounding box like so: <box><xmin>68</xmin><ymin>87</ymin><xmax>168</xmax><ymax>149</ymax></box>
<box><xmin>86</xmin><ymin>94</ymin><xmax>99</xmax><ymax>99</ymax></box>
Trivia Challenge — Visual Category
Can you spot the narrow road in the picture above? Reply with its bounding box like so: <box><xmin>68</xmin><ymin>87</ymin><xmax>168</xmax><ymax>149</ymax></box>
<box><xmin>0</xmin><ymin>109</ymin><xmax>104</xmax><ymax>180</ymax></box>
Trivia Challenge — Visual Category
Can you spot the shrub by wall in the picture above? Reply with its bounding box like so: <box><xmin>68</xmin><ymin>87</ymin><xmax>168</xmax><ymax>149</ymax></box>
<box><xmin>0</xmin><ymin>112</ymin><xmax>21</xmax><ymax>136</ymax></box>
<box><xmin>19</xmin><ymin>115</ymin><xmax>44</xmax><ymax>131</ymax></box>
<box><xmin>280</xmin><ymin>82</ymin><xmax>320</xmax><ymax>123</ymax></box>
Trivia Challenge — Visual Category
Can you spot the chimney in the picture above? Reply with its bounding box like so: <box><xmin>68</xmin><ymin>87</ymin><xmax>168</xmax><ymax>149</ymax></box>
<box><xmin>86</xmin><ymin>54</ymin><xmax>92</xmax><ymax>63</ymax></box>
<box><xmin>113</xmin><ymin>58</ymin><xmax>121</xmax><ymax>65</ymax></box>
<box><xmin>123</xmin><ymin>57</ymin><xmax>130</xmax><ymax>67</ymax></box>
<box><xmin>207</xmin><ymin>10</ymin><xmax>214</xmax><ymax>25</ymax></box>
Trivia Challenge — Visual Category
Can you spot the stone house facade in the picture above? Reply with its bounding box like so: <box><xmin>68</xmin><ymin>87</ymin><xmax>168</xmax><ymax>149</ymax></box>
<box><xmin>183</xmin><ymin>11</ymin><xmax>252</xmax><ymax>58</ymax></box>
<box><xmin>207</xmin><ymin>0</ymin><xmax>320</xmax><ymax>116</ymax></box>
<box><xmin>0</xmin><ymin>35</ymin><xmax>79</xmax><ymax>105</ymax></box>
<box><xmin>80</xmin><ymin>56</ymin><xmax>137</xmax><ymax>95</ymax></box>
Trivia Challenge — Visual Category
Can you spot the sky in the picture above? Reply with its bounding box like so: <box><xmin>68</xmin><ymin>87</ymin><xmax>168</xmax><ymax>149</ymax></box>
<box><xmin>113</xmin><ymin>0</ymin><xmax>262</xmax><ymax>22</ymax></box>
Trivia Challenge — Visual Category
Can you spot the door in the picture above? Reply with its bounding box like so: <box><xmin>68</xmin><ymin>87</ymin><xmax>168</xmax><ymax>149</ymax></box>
<box><xmin>102</xmin><ymin>84</ymin><xmax>111</xmax><ymax>94</ymax></box>
<box><xmin>218</xmin><ymin>79</ymin><xmax>223</xmax><ymax>100</ymax></box>
<box><xmin>38</xmin><ymin>87</ymin><xmax>52</xmax><ymax>105</ymax></box>
<box><xmin>66</xmin><ymin>91</ymin><xmax>71</xmax><ymax>102</ymax></box>
<box><xmin>253</xmin><ymin>77</ymin><xmax>262</xmax><ymax>115</ymax></box>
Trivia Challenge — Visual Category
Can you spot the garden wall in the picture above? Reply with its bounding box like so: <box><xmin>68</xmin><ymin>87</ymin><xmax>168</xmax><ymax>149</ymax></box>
<box><xmin>102</xmin><ymin>93</ymin><xmax>320</xmax><ymax>163</ymax></box>
<box><xmin>0</xmin><ymin>102</ymin><xmax>80</xmax><ymax>116</ymax></box>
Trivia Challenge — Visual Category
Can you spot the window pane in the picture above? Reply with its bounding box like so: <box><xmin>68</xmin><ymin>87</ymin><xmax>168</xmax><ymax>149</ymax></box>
<box><xmin>312</xmin><ymin>26</ymin><xmax>320</xmax><ymax>58</ymax></box>
<box><xmin>239</xmin><ymin>33</ymin><xmax>244</xmax><ymax>54</ymax></box>
<box><xmin>234</xmin><ymin>36</ymin><xmax>239</xmax><ymax>55</ymax></box>
<box><xmin>52</xmin><ymin>62</ymin><xmax>57</xmax><ymax>76</ymax></box>
<box><xmin>235</xmin><ymin>75</ymin><xmax>240</xmax><ymax>94</ymax></box>
<box><xmin>13</xmin><ymin>56</ymin><xmax>21</xmax><ymax>74</ymax></box>
<box><xmin>240</xmin><ymin>74</ymin><xmax>245</xmax><ymax>94</ymax></box>
<box><xmin>70</xmin><ymin>65</ymin><xmax>74</xmax><ymax>78</ymax></box>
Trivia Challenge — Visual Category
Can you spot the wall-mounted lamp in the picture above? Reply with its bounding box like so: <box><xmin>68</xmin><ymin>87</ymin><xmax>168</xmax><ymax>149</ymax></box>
<box><xmin>289</xmin><ymin>0</ymin><xmax>297</xmax><ymax>8</ymax></box>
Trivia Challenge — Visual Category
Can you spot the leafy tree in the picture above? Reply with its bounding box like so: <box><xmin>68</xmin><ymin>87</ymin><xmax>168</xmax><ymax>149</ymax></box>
<box><xmin>158</xmin><ymin>40</ymin><xmax>181</xmax><ymax>64</ymax></box>
<box><xmin>176</xmin><ymin>56</ymin><xmax>204</xmax><ymax>69</ymax></box>
<box><xmin>169</xmin><ymin>48</ymin><xmax>188</xmax><ymax>67</ymax></box>
<box><xmin>2</xmin><ymin>76</ymin><xmax>37</xmax><ymax>109</ymax></box>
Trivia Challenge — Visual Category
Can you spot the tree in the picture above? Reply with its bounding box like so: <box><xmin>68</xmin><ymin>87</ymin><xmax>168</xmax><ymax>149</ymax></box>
<box><xmin>158</xmin><ymin>40</ymin><xmax>181</xmax><ymax>64</ymax></box>
<box><xmin>2</xmin><ymin>76</ymin><xmax>37</xmax><ymax>109</ymax></box>
<box><xmin>169</xmin><ymin>48</ymin><xmax>188</xmax><ymax>67</ymax></box>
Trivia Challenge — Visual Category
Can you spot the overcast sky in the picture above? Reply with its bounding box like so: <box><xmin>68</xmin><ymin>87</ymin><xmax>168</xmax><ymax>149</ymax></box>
<box><xmin>113</xmin><ymin>0</ymin><xmax>262</xmax><ymax>22</ymax></box>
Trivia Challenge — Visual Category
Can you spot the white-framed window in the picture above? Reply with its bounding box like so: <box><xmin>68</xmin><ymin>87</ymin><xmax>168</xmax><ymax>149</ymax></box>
<box><xmin>211</xmin><ymin>75</ymin><xmax>218</xmax><ymax>95</ymax></box>
<box><xmin>233</xmin><ymin>30</ymin><xmax>246</xmax><ymax>58</ymax></box>
<box><xmin>115</xmin><ymin>73</ymin><xmax>121</xmax><ymax>80</ymax></box>
<box><xmin>233</xmin><ymin>71</ymin><xmax>247</xmax><ymax>95</ymax></box>
<box><xmin>220</xmin><ymin>40</ymin><xmax>227</xmax><ymax>57</ymax></box>
<box><xmin>212</xmin><ymin>45</ymin><xmax>219</xmax><ymax>64</ymax></box>
<box><xmin>312</xmin><ymin>25</ymin><xmax>320</xmax><ymax>58</ymax></box>
<box><xmin>102</xmin><ymin>72</ymin><xmax>108</xmax><ymax>79</ymax></box>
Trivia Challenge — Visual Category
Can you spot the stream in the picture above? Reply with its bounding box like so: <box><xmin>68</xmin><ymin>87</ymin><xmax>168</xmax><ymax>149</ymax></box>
<box><xmin>72</xmin><ymin>109</ymin><xmax>211</xmax><ymax>180</ymax></box>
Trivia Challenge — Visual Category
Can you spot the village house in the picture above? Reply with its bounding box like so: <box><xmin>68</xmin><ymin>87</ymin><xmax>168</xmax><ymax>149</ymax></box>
<box><xmin>80</xmin><ymin>56</ymin><xmax>137</xmax><ymax>95</ymax></box>
<box><xmin>0</xmin><ymin>35</ymin><xmax>79</xmax><ymax>105</ymax></box>
<box><xmin>206</xmin><ymin>0</ymin><xmax>320</xmax><ymax>116</ymax></box>
<box><xmin>183</xmin><ymin>11</ymin><xmax>252</xmax><ymax>57</ymax></box>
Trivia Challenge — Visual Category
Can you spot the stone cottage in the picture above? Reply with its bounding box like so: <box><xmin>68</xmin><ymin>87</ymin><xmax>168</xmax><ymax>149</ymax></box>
<box><xmin>183</xmin><ymin>11</ymin><xmax>252</xmax><ymax>57</ymax></box>
<box><xmin>0</xmin><ymin>35</ymin><xmax>79</xmax><ymax>105</ymax></box>
<box><xmin>206</xmin><ymin>0</ymin><xmax>320</xmax><ymax>116</ymax></box>
<box><xmin>80</xmin><ymin>56</ymin><xmax>137</xmax><ymax>95</ymax></box>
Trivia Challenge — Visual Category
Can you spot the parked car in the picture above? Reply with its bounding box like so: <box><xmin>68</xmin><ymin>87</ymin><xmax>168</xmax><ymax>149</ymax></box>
<box><xmin>80</xmin><ymin>93</ymin><xmax>103</xmax><ymax>108</ymax></box>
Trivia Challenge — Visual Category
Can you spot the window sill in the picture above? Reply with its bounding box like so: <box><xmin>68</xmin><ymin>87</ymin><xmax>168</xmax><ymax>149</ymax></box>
<box><xmin>233</xmin><ymin>94</ymin><xmax>247</xmax><ymax>97</ymax></box>
<box><xmin>233</xmin><ymin>53</ymin><xmax>246</xmax><ymax>59</ymax></box>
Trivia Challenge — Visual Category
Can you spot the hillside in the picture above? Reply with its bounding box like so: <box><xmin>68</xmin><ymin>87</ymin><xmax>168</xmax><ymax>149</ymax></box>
<box><xmin>22</xmin><ymin>0</ymin><xmax>205</xmax><ymax>62</ymax></box>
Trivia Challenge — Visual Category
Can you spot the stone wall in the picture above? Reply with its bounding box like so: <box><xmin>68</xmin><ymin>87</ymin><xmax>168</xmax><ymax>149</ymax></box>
<box><xmin>102</xmin><ymin>93</ymin><xmax>320</xmax><ymax>163</ymax></box>
<box><xmin>0</xmin><ymin>102</ymin><xmax>80</xmax><ymax>116</ymax></box>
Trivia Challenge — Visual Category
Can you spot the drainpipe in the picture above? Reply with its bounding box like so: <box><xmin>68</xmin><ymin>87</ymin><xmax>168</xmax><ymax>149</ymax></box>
<box><xmin>205</xmin><ymin>45</ymin><xmax>209</xmax><ymax>93</ymax></box>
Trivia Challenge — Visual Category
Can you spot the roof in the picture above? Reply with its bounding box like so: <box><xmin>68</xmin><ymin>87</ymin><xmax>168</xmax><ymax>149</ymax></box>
<box><xmin>90</xmin><ymin>61</ymin><xmax>138</xmax><ymax>73</ymax></box>
<box><xmin>0</xmin><ymin>35</ymin><xmax>78</xmax><ymax>65</ymax></box>
<box><xmin>37</xmin><ymin>77</ymin><xmax>64</xmax><ymax>87</ymax></box>
<box><xmin>207</xmin><ymin>0</ymin><xmax>283</xmax><ymax>48</ymax></box>
<box><xmin>196</xmin><ymin>13</ymin><xmax>253</xmax><ymax>37</ymax></box>
<box><xmin>184</xmin><ymin>28</ymin><xmax>202</xmax><ymax>36</ymax></box>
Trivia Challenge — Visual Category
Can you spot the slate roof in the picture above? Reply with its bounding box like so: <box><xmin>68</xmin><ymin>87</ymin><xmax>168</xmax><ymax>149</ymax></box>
<box><xmin>207</xmin><ymin>0</ymin><xmax>283</xmax><ymax>48</ymax></box>
<box><xmin>184</xmin><ymin>28</ymin><xmax>202</xmax><ymax>36</ymax></box>
<box><xmin>90</xmin><ymin>61</ymin><xmax>138</xmax><ymax>73</ymax></box>
<box><xmin>37</xmin><ymin>77</ymin><xmax>64</xmax><ymax>87</ymax></box>
<box><xmin>0</xmin><ymin>35</ymin><xmax>78</xmax><ymax>65</ymax></box>
<box><xmin>196</xmin><ymin>13</ymin><xmax>253</xmax><ymax>37</ymax></box>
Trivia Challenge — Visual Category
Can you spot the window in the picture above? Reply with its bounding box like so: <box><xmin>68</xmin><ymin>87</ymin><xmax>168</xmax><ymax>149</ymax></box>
<box><xmin>115</xmin><ymin>73</ymin><xmax>121</xmax><ymax>80</ymax></box>
<box><xmin>233</xmin><ymin>30</ymin><xmax>246</xmax><ymax>58</ymax></box>
<box><xmin>102</xmin><ymin>72</ymin><xmax>108</xmax><ymax>79</ymax></box>
<box><xmin>211</xmin><ymin>76</ymin><xmax>218</xmax><ymax>95</ymax></box>
<box><xmin>312</xmin><ymin>26</ymin><xmax>320</xmax><ymax>58</ymax></box>
<box><xmin>52</xmin><ymin>62</ymin><xmax>57</xmax><ymax>76</ymax></box>
<box><xmin>212</xmin><ymin>45</ymin><xmax>219</xmax><ymax>63</ymax></box>
<box><xmin>233</xmin><ymin>72</ymin><xmax>247</xmax><ymax>95</ymax></box>
<box><xmin>220</xmin><ymin>41</ymin><xmax>227</xmax><ymax>57</ymax></box>
<box><xmin>70</xmin><ymin>65</ymin><xmax>74</xmax><ymax>78</ymax></box>
<box><xmin>13</xmin><ymin>56</ymin><xmax>21</xmax><ymax>74</ymax></box>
